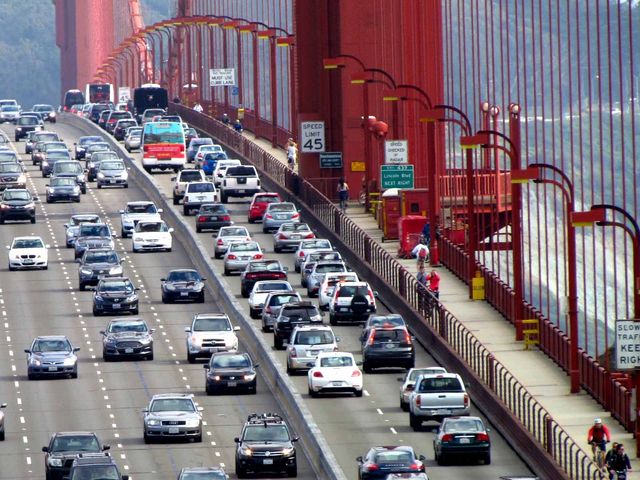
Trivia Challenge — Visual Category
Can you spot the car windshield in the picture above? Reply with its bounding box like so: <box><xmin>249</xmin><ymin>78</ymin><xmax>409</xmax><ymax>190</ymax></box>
<box><xmin>243</xmin><ymin>425</ymin><xmax>289</xmax><ymax>442</ymax></box>
<box><xmin>0</xmin><ymin>164</ymin><xmax>21</xmax><ymax>173</ymax></box>
<box><xmin>312</xmin><ymin>252</ymin><xmax>341</xmax><ymax>262</ymax></box>
<box><xmin>2</xmin><ymin>106</ymin><xmax>19</xmax><ymax>112</ymax></box>
<box><xmin>85</xmin><ymin>251</ymin><xmax>118</xmax><ymax>264</ymax></box>
<box><xmin>230</xmin><ymin>242</ymin><xmax>258</xmax><ymax>252</ymax></box>
<box><xmin>283</xmin><ymin>223</ymin><xmax>309</xmax><ymax>232</ymax></box>
<box><xmin>92</xmin><ymin>153</ymin><xmax>118</xmax><ymax>162</ymax></box>
<box><xmin>417</xmin><ymin>376</ymin><xmax>463</xmax><ymax>393</ymax></box>
<box><xmin>127</xmin><ymin>204</ymin><xmax>157</xmax><ymax>214</ymax></box>
<box><xmin>70</xmin><ymin>215</ymin><xmax>100</xmax><ymax>225</ymax></box>
<box><xmin>136</xmin><ymin>222</ymin><xmax>167</xmax><ymax>232</ymax></box>
<box><xmin>371</xmin><ymin>329</ymin><xmax>406</xmax><ymax>342</ymax></box>
<box><xmin>87</xmin><ymin>144</ymin><xmax>109</xmax><ymax>152</ymax></box>
<box><xmin>167</xmin><ymin>270</ymin><xmax>200</xmax><ymax>282</ymax></box>
<box><xmin>193</xmin><ymin>317</ymin><xmax>231</xmax><ymax>331</ymax></box>
<box><xmin>320</xmin><ymin>356</ymin><xmax>353</xmax><ymax>367</ymax></box>
<box><xmin>80</xmin><ymin>225</ymin><xmax>110</xmax><ymax>237</ymax></box>
<box><xmin>370</xmin><ymin>315</ymin><xmax>405</xmax><ymax>328</ymax></box>
<box><xmin>0</xmin><ymin>154</ymin><xmax>18</xmax><ymax>163</ymax></box>
<box><xmin>32</xmin><ymin>339</ymin><xmax>71</xmax><ymax>352</ymax></box>
<box><xmin>281</xmin><ymin>307</ymin><xmax>318</xmax><ymax>320</ymax></box>
<box><xmin>220</xmin><ymin>227</ymin><xmax>248</xmax><ymax>237</ymax></box>
<box><xmin>228</xmin><ymin>166</ymin><xmax>256</xmax><ymax>176</ymax></box>
<box><xmin>256</xmin><ymin>282</ymin><xmax>290</xmax><ymax>292</ymax></box>
<box><xmin>18</xmin><ymin>116</ymin><xmax>38</xmax><ymax>125</ymax></box>
<box><xmin>150</xmin><ymin>398</ymin><xmax>195</xmax><ymax>412</ymax></box>
<box><xmin>443</xmin><ymin>418</ymin><xmax>484</xmax><ymax>433</ymax></box>
<box><xmin>51</xmin><ymin>435</ymin><xmax>100</xmax><ymax>452</ymax></box>
<box><xmin>295</xmin><ymin>331</ymin><xmax>334</xmax><ymax>345</ymax></box>
<box><xmin>55</xmin><ymin>163</ymin><xmax>81</xmax><ymax>173</ymax></box>
<box><xmin>211</xmin><ymin>354</ymin><xmax>250</xmax><ymax>368</ymax></box>
<box><xmin>100</xmin><ymin>161</ymin><xmax>124</xmax><ymax>171</ymax></box>
<box><xmin>249</xmin><ymin>261</ymin><xmax>281</xmax><ymax>271</ymax></box>
<box><xmin>35</xmin><ymin>134</ymin><xmax>58</xmax><ymax>143</ymax></box>
<box><xmin>338</xmin><ymin>285</ymin><xmax>369</xmax><ymax>297</ymax></box>
<box><xmin>315</xmin><ymin>263</ymin><xmax>345</xmax><ymax>274</ymax></box>
<box><xmin>79</xmin><ymin>136</ymin><xmax>103</xmax><ymax>146</ymax></box>
<box><xmin>44</xmin><ymin>142</ymin><xmax>66</xmax><ymax>151</ymax></box>
<box><xmin>108</xmin><ymin>321</ymin><xmax>148</xmax><ymax>333</ymax></box>
<box><xmin>34</xmin><ymin>105</ymin><xmax>54</xmax><ymax>112</ymax></box>
<box><xmin>374</xmin><ymin>451</ymin><xmax>413</xmax><ymax>464</ymax></box>
<box><xmin>51</xmin><ymin>178</ymin><xmax>77</xmax><ymax>187</ymax></box>
<box><xmin>4</xmin><ymin>191</ymin><xmax>31</xmax><ymax>201</ymax></box>
<box><xmin>180</xmin><ymin>171</ymin><xmax>202</xmax><ymax>181</ymax></box>
<box><xmin>188</xmin><ymin>183</ymin><xmax>214</xmax><ymax>193</ymax></box>
<box><xmin>48</xmin><ymin>152</ymin><xmax>71</xmax><ymax>161</ymax></box>
<box><xmin>191</xmin><ymin>139</ymin><xmax>212</xmax><ymax>148</ymax></box>
<box><xmin>180</xmin><ymin>472</ymin><xmax>226</xmax><ymax>480</ymax></box>
<box><xmin>13</xmin><ymin>238</ymin><xmax>43</xmax><ymax>248</ymax></box>
<box><xmin>198</xmin><ymin>145</ymin><xmax>216</xmax><ymax>153</ymax></box>
<box><xmin>269</xmin><ymin>294</ymin><xmax>299</xmax><ymax>306</ymax></box>
<box><xmin>199</xmin><ymin>204</ymin><xmax>225</xmax><ymax>214</ymax></box>
<box><xmin>302</xmin><ymin>240</ymin><xmax>331</xmax><ymax>250</ymax></box>
<box><xmin>71</xmin><ymin>466</ymin><xmax>119</xmax><ymax>480</ymax></box>
<box><xmin>99</xmin><ymin>280</ymin><xmax>134</xmax><ymax>293</ymax></box>
<box><xmin>408</xmin><ymin>368</ymin><xmax>445</xmax><ymax>381</ymax></box>
<box><xmin>269</xmin><ymin>203</ymin><xmax>295</xmax><ymax>212</ymax></box>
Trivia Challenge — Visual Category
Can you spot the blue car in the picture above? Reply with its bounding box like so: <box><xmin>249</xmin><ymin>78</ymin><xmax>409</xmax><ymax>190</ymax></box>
<box><xmin>202</xmin><ymin>152</ymin><xmax>228</xmax><ymax>176</ymax></box>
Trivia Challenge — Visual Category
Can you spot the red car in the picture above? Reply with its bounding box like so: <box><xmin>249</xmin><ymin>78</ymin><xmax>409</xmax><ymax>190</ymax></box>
<box><xmin>248</xmin><ymin>192</ymin><xmax>282</xmax><ymax>223</ymax></box>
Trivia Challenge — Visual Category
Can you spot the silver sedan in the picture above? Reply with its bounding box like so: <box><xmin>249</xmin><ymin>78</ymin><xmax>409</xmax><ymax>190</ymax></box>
<box><xmin>262</xmin><ymin>202</ymin><xmax>300</xmax><ymax>233</ymax></box>
<box><xmin>223</xmin><ymin>241</ymin><xmax>263</xmax><ymax>275</ymax></box>
<box><xmin>213</xmin><ymin>226</ymin><xmax>251</xmax><ymax>259</ymax></box>
<box><xmin>273</xmin><ymin>222</ymin><xmax>315</xmax><ymax>252</ymax></box>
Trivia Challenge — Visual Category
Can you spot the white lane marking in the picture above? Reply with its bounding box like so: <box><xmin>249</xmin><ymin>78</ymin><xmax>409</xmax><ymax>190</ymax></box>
<box><xmin>376</xmin><ymin>408</ymin><xmax>384</xmax><ymax>415</ymax></box>
<box><xmin>26</xmin><ymin>456</ymin><xmax>31</xmax><ymax>465</ymax></box>
<box><xmin>390</xmin><ymin>427</ymin><xmax>397</xmax><ymax>435</ymax></box>
<box><xmin>22</xmin><ymin>435</ymin><xmax>28</xmax><ymax>443</ymax></box>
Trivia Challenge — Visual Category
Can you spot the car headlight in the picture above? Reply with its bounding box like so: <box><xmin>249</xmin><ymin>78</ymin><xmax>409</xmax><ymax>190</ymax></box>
<box><xmin>80</xmin><ymin>268</ymin><xmax>92</xmax><ymax>275</ymax></box>
<box><xmin>63</xmin><ymin>357</ymin><xmax>76</xmax><ymax>366</ymax></box>
<box><xmin>146</xmin><ymin>419</ymin><xmax>160</xmax><ymax>426</ymax></box>
<box><xmin>125</xmin><ymin>294</ymin><xmax>137</xmax><ymax>303</ymax></box>
<box><xmin>243</xmin><ymin>373</ymin><xmax>256</xmax><ymax>381</ymax></box>
<box><xmin>47</xmin><ymin>188</ymin><xmax>54</xmax><ymax>193</ymax></box>
<box><xmin>240</xmin><ymin>446</ymin><xmax>253</xmax><ymax>456</ymax></box>
<box><xmin>29</xmin><ymin>357</ymin><xmax>41</xmax><ymax>366</ymax></box>
<box><xmin>47</xmin><ymin>458</ymin><xmax>63</xmax><ymax>467</ymax></box>
<box><xmin>94</xmin><ymin>294</ymin><xmax>104</xmax><ymax>302</ymax></box>
<box><xmin>139</xmin><ymin>336</ymin><xmax>152</xmax><ymax>345</ymax></box>
<box><xmin>165</xmin><ymin>283</ymin><xmax>176</xmax><ymax>291</ymax></box>
<box><xmin>282</xmin><ymin>447</ymin><xmax>295</xmax><ymax>456</ymax></box>
<box><xmin>189</xmin><ymin>335</ymin><xmax>200</xmax><ymax>346</ymax></box>
<box><xmin>133</xmin><ymin>236</ymin><xmax>142</xmax><ymax>243</ymax></box>
<box><xmin>186</xmin><ymin>418</ymin><xmax>200</xmax><ymax>427</ymax></box>
<box><xmin>97</xmin><ymin>172</ymin><xmax>105</xmax><ymax>179</ymax></box>
<box><xmin>109</xmin><ymin>266</ymin><xmax>123</xmax><ymax>275</ymax></box>
<box><xmin>50</xmin><ymin>112</ymin><xmax>56</xmax><ymax>117</ymax></box>
<box><xmin>15</xmin><ymin>127</ymin><xmax>21</xmax><ymax>131</ymax></box>
<box><xmin>24</xmin><ymin>202</ymin><xmax>34</xmax><ymax>209</ymax></box>
<box><xmin>121</xmin><ymin>171</ymin><xmax>128</xmax><ymax>180</ymax></box>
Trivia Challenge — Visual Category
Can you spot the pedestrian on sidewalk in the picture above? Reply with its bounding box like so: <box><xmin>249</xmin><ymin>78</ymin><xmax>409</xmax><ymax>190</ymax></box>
<box><xmin>193</xmin><ymin>102</ymin><xmax>203</xmax><ymax>113</ymax></box>
<box><xmin>412</xmin><ymin>241</ymin><xmax>430</xmax><ymax>268</ymax></box>
<box><xmin>425</xmin><ymin>269</ymin><xmax>440</xmax><ymax>299</ymax></box>
<box><xmin>233</xmin><ymin>119</ymin><xmax>244</xmax><ymax>133</ymax></box>
<box><xmin>221</xmin><ymin>113</ymin><xmax>230</xmax><ymax>125</ymax></box>
<box><xmin>286</xmin><ymin>138</ymin><xmax>298</xmax><ymax>170</ymax></box>
<box><xmin>337</xmin><ymin>177</ymin><xmax>349</xmax><ymax>211</ymax></box>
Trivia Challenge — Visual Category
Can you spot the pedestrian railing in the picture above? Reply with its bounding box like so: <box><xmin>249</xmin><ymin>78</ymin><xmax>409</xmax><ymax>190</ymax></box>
<box><xmin>171</xmin><ymin>103</ymin><xmax>609</xmax><ymax>480</ymax></box>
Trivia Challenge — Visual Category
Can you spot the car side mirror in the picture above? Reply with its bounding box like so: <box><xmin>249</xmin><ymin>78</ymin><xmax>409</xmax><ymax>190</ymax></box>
<box><xmin>356</xmin><ymin>456</ymin><xmax>363</xmax><ymax>463</ymax></box>
<box><xmin>142</xmin><ymin>408</ymin><xmax>148</xmax><ymax>413</ymax></box>
<box><xmin>397</xmin><ymin>377</ymin><xmax>404</xmax><ymax>382</ymax></box>
<box><xmin>103</xmin><ymin>444</ymin><xmax>111</xmax><ymax>451</ymax></box>
<box><xmin>373</xmin><ymin>291</ymin><xmax>379</xmax><ymax>298</ymax></box>
<box><xmin>45</xmin><ymin>245</ymin><xmax>51</xmax><ymax>249</ymax></box>
<box><xmin>5</xmin><ymin>246</ymin><xmax>9</xmax><ymax>250</ymax></box>
<box><xmin>24</xmin><ymin>349</ymin><xmax>30</xmax><ymax>353</ymax></box>
<box><xmin>486</xmin><ymin>428</ymin><xmax>491</xmax><ymax>433</ymax></box>
<box><xmin>356</xmin><ymin>361</ymin><xmax>363</xmax><ymax>366</ymax></box>
<box><xmin>168</xmin><ymin>228</ymin><xmax>175</xmax><ymax>233</ymax></box>
<box><xmin>75</xmin><ymin>258</ymin><xmax>81</xmax><ymax>263</ymax></box>
<box><xmin>197</xmin><ymin>406</ymin><xmax>204</xmax><ymax>412</ymax></box>
<box><xmin>253</xmin><ymin>364</ymin><xmax>259</xmax><ymax>369</ymax></box>
<box><xmin>42</xmin><ymin>446</ymin><xmax>49</xmax><ymax>453</ymax></box>
<box><xmin>73</xmin><ymin>142</ymin><xmax>77</xmax><ymax>146</ymax></box>
<box><xmin>33</xmin><ymin>197</ymin><xmax>39</xmax><ymax>202</ymax></box>
<box><xmin>201</xmin><ymin>278</ymin><xmax>207</xmax><ymax>281</ymax></box>
<box><xmin>233</xmin><ymin>326</ymin><xmax>241</xmax><ymax>331</ymax></box>
<box><xmin>157</xmin><ymin>209</ymin><xmax>163</xmax><ymax>213</ymax></box>
<box><xmin>99</xmin><ymin>331</ymin><xmax>106</xmax><ymax>335</ymax></box>
<box><xmin>283</xmin><ymin>266</ymin><xmax>289</xmax><ymax>272</ymax></box>
<box><xmin>73</xmin><ymin>347</ymin><xmax>80</xmax><ymax>352</ymax></box>
<box><xmin>63</xmin><ymin>223</ymin><xmax>69</xmax><ymax>228</ymax></box>
<box><xmin>119</xmin><ymin>209</ymin><xmax>124</xmax><ymax>214</ymax></box>
<box><xmin>171</xmin><ymin>177</ymin><xmax>176</xmax><ymax>181</ymax></box>
<box><xmin>134</xmin><ymin>287</ymin><xmax>140</xmax><ymax>291</ymax></box>
<box><xmin>160</xmin><ymin>278</ymin><xmax>166</xmax><ymax>282</ymax></box>
<box><xmin>122</xmin><ymin>475</ymin><xmax>129</xmax><ymax>480</ymax></box>
<box><xmin>184</xmin><ymin>327</ymin><xmax>191</xmax><ymax>332</ymax></box>
<box><xmin>45</xmin><ymin>184</ymin><xmax>49</xmax><ymax>187</ymax></box>
<box><xmin>336</xmin><ymin>337</ymin><xmax>341</xmax><ymax>342</ymax></box>
<box><xmin>203</xmin><ymin>364</ymin><xmax>209</xmax><ymax>369</ymax></box>
<box><xmin>120</xmin><ymin>259</ymin><xmax>125</xmax><ymax>264</ymax></box>
<box><xmin>418</xmin><ymin>455</ymin><xmax>426</xmax><ymax>461</ymax></box>
<box><xmin>292</xmin><ymin>437</ymin><xmax>299</xmax><ymax>442</ymax></box>
<box><xmin>234</xmin><ymin>437</ymin><xmax>240</xmax><ymax>443</ymax></box>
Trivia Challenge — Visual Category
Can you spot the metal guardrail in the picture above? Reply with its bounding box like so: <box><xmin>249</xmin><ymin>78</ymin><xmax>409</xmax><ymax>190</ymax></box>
<box><xmin>170</xmin><ymin>104</ymin><xmax>606</xmax><ymax>480</ymax></box>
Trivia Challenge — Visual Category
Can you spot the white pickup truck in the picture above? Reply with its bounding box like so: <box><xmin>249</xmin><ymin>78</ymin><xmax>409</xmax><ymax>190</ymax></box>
<box><xmin>172</xmin><ymin>169</ymin><xmax>206</xmax><ymax>204</ymax></box>
<box><xmin>408</xmin><ymin>373</ymin><xmax>470</xmax><ymax>430</ymax></box>
<box><xmin>220</xmin><ymin>165</ymin><xmax>260</xmax><ymax>203</ymax></box>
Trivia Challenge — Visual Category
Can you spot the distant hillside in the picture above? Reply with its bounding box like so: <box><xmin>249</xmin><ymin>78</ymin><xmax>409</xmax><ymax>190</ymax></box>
<box><xmin>0</xmin><ymin>0</ymin><xmax>173</xmax><ymax>107</ymax></box>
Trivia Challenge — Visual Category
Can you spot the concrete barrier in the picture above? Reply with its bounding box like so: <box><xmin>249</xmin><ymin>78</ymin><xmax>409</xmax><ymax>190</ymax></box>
<box><xmin>62</xmin><ymin>113</ymin><xmax>346</xmax><ymax>480</ymax></box>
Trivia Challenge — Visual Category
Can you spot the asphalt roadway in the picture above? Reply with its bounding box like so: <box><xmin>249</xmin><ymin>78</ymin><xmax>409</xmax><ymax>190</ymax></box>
<box><xmin>0</xmin><ymin>119</ymin><xmax>534</xmax><ymax>480</ymax></box>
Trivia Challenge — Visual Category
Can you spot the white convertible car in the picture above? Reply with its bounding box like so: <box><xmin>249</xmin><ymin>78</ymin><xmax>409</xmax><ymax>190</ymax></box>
<box><xmin>7</xmin><ymin>236</ymin><xmax>49</xmax><ymax>270</ymax></box>
<box><xmin>308</xmin><ymin>351</ymin><xmax>363</xmax><ymax>398</ymax></box>
<box><xmin>132</xmin><ymin>221</ymin><xmax>174</xmax><ymax>252</ymax></box>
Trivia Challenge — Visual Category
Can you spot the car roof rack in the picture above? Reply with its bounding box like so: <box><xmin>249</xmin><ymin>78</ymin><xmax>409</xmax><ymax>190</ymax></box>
<box><xmin>247</xmin><ymin>412</ymin><xmax>284</xmax><ymax>425</ymax></box>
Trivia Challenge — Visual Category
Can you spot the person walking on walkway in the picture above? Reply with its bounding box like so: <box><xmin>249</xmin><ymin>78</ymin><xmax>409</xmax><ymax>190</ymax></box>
<box><xmin>233</xmin><ymin>119</ymin><xmax>244</xmax><ymax>133</ymax></box>
<box><xmin>193</xmin><ymin>102</ymin><xmax>203</xmax><ymax>113</ymax></box>
<box><xmin>337</xmin><ymin>177</ymin><xmax>349</xmax><ymax>212</ymax></box>
<box><xmin>412</xmin><ymin>241</ymin><xmax>430</xmax><ymax>268</ymax></box>
<box><xmin>425</xmin><ymin>269</ymin><xmax>440</xmax><ymax>299</ymax></box>
<box><xmin>286</xmin><ymin>138</ymin><xmax>298</xmax><ymax>170</ymax></box>
<box><xmin>221</xmin><ymin>113</ymin><xmax>230</xmax><ymax>125</ymax></box>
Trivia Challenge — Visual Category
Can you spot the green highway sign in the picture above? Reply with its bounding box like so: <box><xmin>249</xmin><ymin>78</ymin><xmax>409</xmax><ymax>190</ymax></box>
<box><xmin>319</xmin><ymin>152</ymin><xmax>343</xmax><ymax>169</ymax></box>
<box><xmin>380</xmin><ymin>164</ymin><xmax>414</xmax><ymax>189</ymax></box>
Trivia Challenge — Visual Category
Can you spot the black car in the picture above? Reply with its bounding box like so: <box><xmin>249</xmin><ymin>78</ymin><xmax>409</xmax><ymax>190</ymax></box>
<box><xmin>66</xmin><ymin>453</ymin><xmax>128</xmax><ymax>480</ymax></box>
<box><xmin>89</xmin><ymin>103</ymin><xmax>111</xmax><ymax>123</ymax></box>
<box><xmin>234</xmin><ymin>413</ymin><xmax>297</xmax><ymax>478</ymax></box>
<box><xmin>359</xmin><ymin>314</ymin><xmax>407</xmax><ymax>346</ymax></box>
<box><xmin>74</xmin><ymin>223</ymin><xmax>114</xmax><ymax>259</ymax></box>
<box><xmin>101</xmin><ymin>318</ymin><xmax>154</xmax><ymax>361</ymax></box>
<box><xmin>161</xmin><ymin>269</ymin><xmax>206</xmax><ymax>303</ymax></box>
<box><xmin>42</xmin><ymin>432</ymin><xmax>109</xmax><ymax>480</ymax></box>
<box><xmin>361</xmin><ymin>326</ymin><xmax>415</xmax><ymax>372</ymax></box>
<box><xmin>93</xmin><ymin>277</ymin><xmax>139</xmax><ymax>316</ymax></box>
<box><xmin>184</xmin><ymin>127</ymin><xmax>198</xmax><ymax>147</ymax></box>
<box><xmin>0</xmin><ymin>162</ymin><xmax>25</xmax><ymax>190</ymax></box>
<box><xmin>113</xmin><ymin>119</ymin><xmax>138</xmax><ymax>140</ymax></box>
<box><xmin>204</xmin><ymin>352</ymin><xmax>258</xmax><ymax>394</ymax></box>
<box><xmin>105</xmin><ymin>111</ymin><xmax>132</xmax><ymax>134</ymax></box>
<box><xmin>273</xmin><ymin>302</ymin><xmax>323</xmax><ymax>350</ymax></box>
<box><xmin>74</xmin><ymin>135</ymin><xmax>104</xmax><ymax>160</ymax></box>
<box><xmin>77</xmin><ymin>248</ymin><xmax>123</xmax><ymax>290</ymax></box>
<box><xmin>46</xmin><ymin>177</ymin><xmax>81</xmax><ymax>203</ymax></box>
<box><xmin>433</xmin><ymin>416</ymin><xmax>491</xmax><ymax>465</ymax></box>
<box><xmin>195</xmin><ymin>203</ymin><xmax>232</xmax><ymax>232</ymax></box>
<box><xmin>41</xmin><ymin>150</ymin><xmax>72</xmax><ymax>177</ymax></box>
<box><xmin>356</xmin><ymin>446</ymin><xmax>425</xmax><ymax>480</ymax></box>
<box><xmin>14</xmin><ymin>115</ymin><xmax>40</xmax><ymax>140</ymax></box>
<box><xmin>239</xmin><ymin>259</ymin><xmax>288</xmax><ymax>297</ymax></box>
<box><xmin>33</xmin><ymin>104</ymin><xmax>57</xmax><ymax>123</ymax></box>
<box><xmin>0</xmin><ymin>188</ymin><xmax>36</xmax><ymax>224</ymax></box>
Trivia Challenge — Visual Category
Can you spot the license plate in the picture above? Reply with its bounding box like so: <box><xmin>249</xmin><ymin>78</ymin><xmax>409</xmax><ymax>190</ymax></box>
<box><xmin>240</xmin><ymin>256</ymin><xmax>250</xmax><ymax>261</ymax></box>
<box><xmin>48</xmin><ymin>366</ymin><xmax>58</xmax><ymax>372</ymax></box>
<box><xmin>339</xmin><ymin>307</ymin><xmax>349</xmax><ymax>312</ymax></box>
<box><xmin>112</xmin><ymin>303</ymin><xmax>121</xmax><ymax>309</ymax></box>
<box><xmin>237</xmin><ymin>189</ymin><xmax>245</xmax><ymax>194</ymax></box>
<box><xmin>291</xmin><ymin>235</ymin><xmax>300</xmax><ymax>239</ymax></box>
<box><xmin>197</xmin><ymin>195</ymin><xmax>205</xmax><ymax>200</ymax></box>
<box><xmin>227</xmin><ymin>381</ymin><xmax>237</xmax><ymax>387</ymax></box>
<box><xmin>459</xmin><ymin>437</ymin><xmax>471</xmax><ymax>444</ymax></box>
<box><xmin>263</xmin><ymin>459</ymin><xmax>273</xmax><ymax>465</ymax></box>
<box><xmin>125</xmin><ymin>348</ymin><xmax>134</xmax><ymax>354</ymax></box>
<box><xmin>332</xmin><ymin>381</ymin><xmax>343</xmax><ymax>386</ymax></box>
<box><xmin>181</xmin><ymin>292</ymin><xmax>189</xmax><ymax>296</ymax></box>
<box><xmin>168</xmin><ymin>427</ymin><xmax>179</xmax><ymax>434</ymax></box>
<box><xmin>109</xmin><ymin>179</ymin><xmax>116</xmax><ymax>184</ymax></box>
<box><xmin>436</xmin><ymin>409</ymin><xmax>452</xmax><ymax>415</ymax></box>
<box><xmin>23</xmin><ymin>260</ymin><xmax>34</xmax><ymax>265</ymax></box>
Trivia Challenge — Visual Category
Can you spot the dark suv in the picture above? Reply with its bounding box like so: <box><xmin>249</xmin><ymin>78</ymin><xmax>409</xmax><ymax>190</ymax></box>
<box><xmin>273</xmin><ymin>301</ymin><xmax>323</xmax><ymax>350</ymax></box>
<box><xmin>361</xmin><ymin>326</ymin><xmax>415</xmax><ymax>373</ymax></box>
<box><xmin>42</xmin><ymin>432</ymin><xmax>109</xmax><ymax>480</ymax></box>
<box><xmin>77</xmin><ymin>248</ymin><xmax>123</xmax><ymax>290</ymax></box>
<box><xmin>234</xmin><ymin>413</ymin><xmax>298</xmax><ymax>478</ymax></box>
<box><xmin>66</xmin><ymin>453</ymin><xmax>128</xmax><ymax>480</ymax></box>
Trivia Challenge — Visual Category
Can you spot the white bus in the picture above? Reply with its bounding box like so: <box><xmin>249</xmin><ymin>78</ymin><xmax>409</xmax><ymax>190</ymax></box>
<box><xmin>141</xmin><ymin>122</ymin><xmax>186</xmax><ymax>173</ymax></box>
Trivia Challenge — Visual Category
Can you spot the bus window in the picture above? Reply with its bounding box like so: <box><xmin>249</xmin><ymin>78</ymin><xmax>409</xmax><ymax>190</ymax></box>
<box><xmin>63</xmin><ymin>90</ymin><xmax>85</xmax><ymax>111</ymax></box>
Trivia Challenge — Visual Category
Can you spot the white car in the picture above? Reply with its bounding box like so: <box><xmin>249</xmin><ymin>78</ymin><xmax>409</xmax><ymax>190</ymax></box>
<box><xmin>318</xmin><ymin>272</ymin><xmax>359</xmax><ymax>310</ymax></box>
<box><xmin>287</xmin><ymin>325</ymin><xmax>340</xmax><ymax>375</ymax></box>
<box><xmin>247</xmin><ymin>280</ymin><xmax>294</xmax><ymax>319</ymax></box>
<box><xmin>308</xmin><ymin>351</ymin><xmax>363</xmax><ymax>397</ymax></box>
<box><xmin>182</xmin><ymin>181</ymin><xmax>219</xmax><ymax>216</ymax></box>
<box><xmin>185</xmin><ymin>313</ymin><xmax>240</xmax><ymax>363</ymax></box>
<box><xmin>132</xmin><ymin>221</ymin><xmax>174</xmax><ymax>252</ymax></box>
<box><xmin>223</xmin><ymin>241</ymin><xmax>263</xmax><ymax>276</ymax></box>
<box><xmin>212</xmin><ymin>159</ymin><xmax>241</xmax><ymax>186</ymax></box>
<box><xmin>213</xmin><ymin>226</ymin><xmax>251</xmax><ymax>259</ymax></box>
<box><xmin>119</xmin><ymin>201</ymin><xmax>163</xmax><ymax>238</ymax></box>
<box><xmin>7</xmin><ymin>236</ymin><xmax>49</xmax><ymax>270</ymax></box>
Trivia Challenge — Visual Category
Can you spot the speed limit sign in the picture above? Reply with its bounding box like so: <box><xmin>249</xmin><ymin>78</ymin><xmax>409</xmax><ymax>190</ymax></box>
<box><xmin>300</xmin><ymin>121</ymin><xmax>325</xmax><ymax>153</ymax></box>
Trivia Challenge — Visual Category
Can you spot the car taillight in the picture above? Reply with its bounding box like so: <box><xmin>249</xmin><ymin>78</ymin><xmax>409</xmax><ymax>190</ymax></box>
<box><xmin>463</xmin><ymin>393</ymin><xmax>469</xmax><ymax>407</ymax></box>
<box><xmin>217</xmin><ymin>239</ymin><xmax>224</xmax><ymax>245</ymax></box>
<box><xmin>299</xmin><ymin>251</ymin><xmax>305</xmax><ymax>257</ymax></box>
<box><xmin>305</xmin><ymin>233</ymin><xmax>315</xmax><ymax>238</ymax></box>
<box><xmin>143</xmin><ymin>145</ymin><xmax>149</xmax><ymax>152</ymax></box>
<box><xmin>368</xmin><ymin>330</ymin><xmax>376</xmax><ymax>345</ymax></box>
<box><xmin>179</xmin><ymin>144</ymin><xmax>185</xmax><ymax>152</ymax></box>
<box><xmin>292</xmin><ymin>212</ymin><xmax>300</xmax><ymax>218</ymax></box>
<box><xmin>278</xmin><ymin>234</ymin><xmax>287</xmax><ymax>239</ymax></box>
<box><xmin>365</xmin><ymin>464</ymin><xmax>379</xmax><ymax>472</ymax></box>
<box><xmin>404</xmin><ymin>331</ymin><xmax>412</xmax><ymax>344</ymax></box>
<box><xmin>333</xmin><ymin>345</ymin><xmax>339</xmax><ymax>352</ymax></box>
<box><xmin>476</xmin><ymin>433</ymin><xmax>490</xmax><ymax>442</ymax></box>
<box><xmin>246</xmin><ymin>273</ymin><xmax>257</xmax><ymax>279</ymax></box>
<box><xmin>290</xmin><ymin>349</ymin><xmax>297</xmax><ymax>358</ymax></box>
<box><xmin>227</xmin><ymin>254</ymin><xmax>237</xmax><ymax>260</ymax></box>
<box><xmin>415</xmin><ymin>395</ymin><xmax>421</xmax><ymax>406</ymax></box>
<box><xmin>198</xmin><ymin>216</ymin><xmax>207</xmax><ymax>222</ymax></box>
<box><xmin>441</xmin><ymin>434</ymin><xmax>453</xmax><ymax>442</ymax></box>
<box><xmin>253</xmin><ymin>253</ymin><xmax>263</xmax><ymax>259</ymax></box>
<box><xmin>351</xmin><ymin>370</ymin><xmax>361</xmax><ymax>377</ymax></box>
<box><xmin>265</xmin><ymin>214</ymin><xmax>273</xmax><ymax>219</ymax></box>
<box><xmin>277</xmin><ymin>273</ymin><xmax>286</xmax><ymax>279</ymax></box>
<box><xmin>409</xmin><ymin>463</ymin><xmax>420</xmax><ymax>470</ymax></box>
<box><xmin>264</xmin><ymin>306</ymin><xmax>271</xmax><ymax>314</ymax></box>
<box><xmin>313</xmin><ymin>371</ymin><xmax>323</xmax><ymax>378</ymax></box>
<box><xmin>221</xmin><ymin>215</ymin><xmax>230</xmax><ymax>221</ymax></box>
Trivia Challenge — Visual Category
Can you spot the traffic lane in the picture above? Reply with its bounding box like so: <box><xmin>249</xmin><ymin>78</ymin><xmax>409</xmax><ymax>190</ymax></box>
<box><xmin>141</xmin><ymin>166</ymin><xmax>533</xmax><ymax>479</ymax></box>
<box><xmin>18</xmin><ymin>123</ymin><xmax>317</xmax><ymax>479</ymax></box>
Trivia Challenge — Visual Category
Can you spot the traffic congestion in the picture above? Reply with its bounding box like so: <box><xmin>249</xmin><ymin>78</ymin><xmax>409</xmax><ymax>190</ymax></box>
<box><xmin>0</xmin><ymin>91</ymin><xmax>532</xmax><ymax>480</ymax></box>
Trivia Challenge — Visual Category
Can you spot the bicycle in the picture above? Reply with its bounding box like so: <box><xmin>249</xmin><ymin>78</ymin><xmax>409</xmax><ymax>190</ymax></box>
<box><xmin>591</xmin><ymin>441</ymin><xmax>608</xmax><ymax>470</ymax></box>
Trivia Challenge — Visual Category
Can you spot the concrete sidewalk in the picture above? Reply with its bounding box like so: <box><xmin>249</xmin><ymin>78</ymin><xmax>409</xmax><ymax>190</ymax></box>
<box><xmin>240</xmin><ymin>130</ymin><xmax>636</xmax><ymax>474</ymax></box>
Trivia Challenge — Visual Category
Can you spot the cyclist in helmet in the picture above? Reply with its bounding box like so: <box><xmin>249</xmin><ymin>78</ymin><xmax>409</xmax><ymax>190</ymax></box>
<box><xmin>587</xmin><ymin>418</ymin><xmax>612</xmax><ymax>459</ymax></box>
